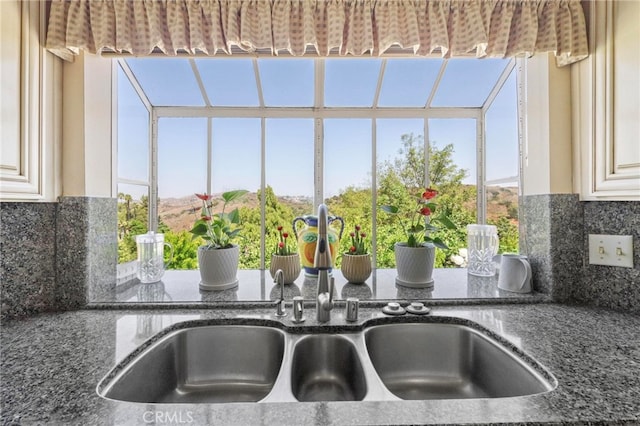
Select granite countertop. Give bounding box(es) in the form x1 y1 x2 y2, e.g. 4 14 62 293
2 303 640 425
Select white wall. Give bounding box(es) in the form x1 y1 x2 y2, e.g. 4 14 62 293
522 53 573 196
62 52 113 197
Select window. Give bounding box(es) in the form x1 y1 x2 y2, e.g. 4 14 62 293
484 69 520 253
115 57 522 269
116 63 151 263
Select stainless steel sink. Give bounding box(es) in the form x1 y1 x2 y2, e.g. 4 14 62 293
290 334 367 402
364 323 555 399
99 325 286 403
98 319 556 404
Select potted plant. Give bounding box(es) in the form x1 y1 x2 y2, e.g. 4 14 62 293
269 225 301 284
341 224 372 284
190 190 248 291
381 187 456 288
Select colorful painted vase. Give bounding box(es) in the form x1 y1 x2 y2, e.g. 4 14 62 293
292 214 344 276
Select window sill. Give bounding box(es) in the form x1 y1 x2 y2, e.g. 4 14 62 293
100 268 547 305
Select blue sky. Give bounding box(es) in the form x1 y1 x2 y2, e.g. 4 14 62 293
117 58 518 199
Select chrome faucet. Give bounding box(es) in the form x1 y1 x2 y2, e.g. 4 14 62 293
314 204 334 322
273 269 287 317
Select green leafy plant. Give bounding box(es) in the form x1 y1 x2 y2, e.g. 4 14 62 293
381 187 456 249
273 225 296 256
345 224 368 255
190 190 248 249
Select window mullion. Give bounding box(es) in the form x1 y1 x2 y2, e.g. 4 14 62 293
426 59 448 108
372 60 386 108
207 118 212 195
483 58 516 112
260 117 266 270
371 118 377 274
117 59 153 110
516 58 527 196
189 58 211 106
253 59 265 108
314 60 324 207
315 118 324 208
424 119 430 187
150 109 159 231
477 113 486 224
112 60 119 198
486 176 519 185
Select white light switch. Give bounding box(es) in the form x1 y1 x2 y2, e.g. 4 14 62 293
588 234 634 268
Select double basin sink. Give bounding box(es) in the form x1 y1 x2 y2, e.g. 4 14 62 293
98 319 556 404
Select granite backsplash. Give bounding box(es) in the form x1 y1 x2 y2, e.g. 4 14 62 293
0 202 57 318
1 197 117 320
522 194 639 313
578 200 640 311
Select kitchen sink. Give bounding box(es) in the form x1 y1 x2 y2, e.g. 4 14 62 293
291 334 367 402
98 319 556 404
99 325 286 403
364 323 554 399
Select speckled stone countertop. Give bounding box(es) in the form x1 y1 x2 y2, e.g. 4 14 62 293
2 303 640 425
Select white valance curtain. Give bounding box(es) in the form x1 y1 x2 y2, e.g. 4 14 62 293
46 0 588 66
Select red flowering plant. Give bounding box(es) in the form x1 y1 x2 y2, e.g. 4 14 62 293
381 187 456 249
190 190 248 249
345 224 368 255
273 225 296 256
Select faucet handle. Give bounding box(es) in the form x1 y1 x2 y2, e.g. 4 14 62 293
274 269 287 317
329 276 335 304
275 299 287 317
292 296 305 323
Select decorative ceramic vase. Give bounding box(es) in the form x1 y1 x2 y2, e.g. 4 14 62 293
341 254 372 284
269 253 301 284
292 214 344 276
198 245 239 291
394 242 436 289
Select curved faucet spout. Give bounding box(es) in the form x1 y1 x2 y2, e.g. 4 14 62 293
314 204 334 322
314 204 332 271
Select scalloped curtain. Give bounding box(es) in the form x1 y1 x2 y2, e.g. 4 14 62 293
46 0 588 66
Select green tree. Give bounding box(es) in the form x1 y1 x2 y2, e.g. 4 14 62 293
489 216 519 254
165 231 201 269
236 185 302 269
117 193 149 263
376 133 474 267
326 186 373 267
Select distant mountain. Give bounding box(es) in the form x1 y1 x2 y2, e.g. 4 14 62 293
158 185 518 232
159 193 313 232
485 185 519 223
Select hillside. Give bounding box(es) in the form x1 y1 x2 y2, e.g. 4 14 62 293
159 185 518 232
159 193 313 232
485 186 520 222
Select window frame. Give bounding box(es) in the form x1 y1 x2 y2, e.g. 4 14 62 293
115 57 523 269
115 60 153 219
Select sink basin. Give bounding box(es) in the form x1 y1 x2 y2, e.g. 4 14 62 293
290 334 367 402
99 325 286 403
99 319 555 404
364 323 554 400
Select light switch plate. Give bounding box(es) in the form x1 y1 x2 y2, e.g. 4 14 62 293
588 234 634 268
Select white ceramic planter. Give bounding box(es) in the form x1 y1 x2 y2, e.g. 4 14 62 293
198 245 239 291
341 254 372 284
394 242 436 288
269 254 301 284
